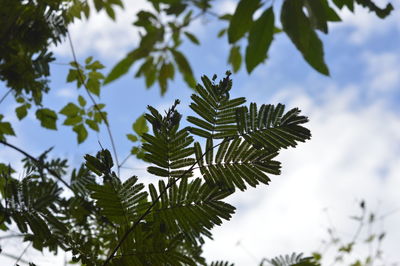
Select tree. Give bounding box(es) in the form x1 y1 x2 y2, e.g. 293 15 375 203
1 72 313 265
0 0 395 265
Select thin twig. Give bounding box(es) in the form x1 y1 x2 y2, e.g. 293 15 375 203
0 140 73 191
102 137 233 265
118 153 132 168
66 31 120 176
0 89 12 105
0 252 30 265
0 234 25 240
15 242 32 265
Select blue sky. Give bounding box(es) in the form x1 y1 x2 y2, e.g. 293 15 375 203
1 0 400 265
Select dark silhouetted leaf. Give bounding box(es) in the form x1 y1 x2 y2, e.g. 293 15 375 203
36 108 57 130
228 45 242 73
228 0 261 43
245 7 274 73
281 0 330 75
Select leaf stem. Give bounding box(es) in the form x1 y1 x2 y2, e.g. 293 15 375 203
102 137 233 265
66 31 121 176
0 140 73 190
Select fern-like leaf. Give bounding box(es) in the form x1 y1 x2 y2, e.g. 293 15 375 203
263 252 319 266
88 176 148 225
188 73 246 139
142 101 195 179
148 177 235 244
195 137 280 191
236 103 311 151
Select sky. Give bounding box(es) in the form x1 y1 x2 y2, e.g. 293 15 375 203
1 0 400 265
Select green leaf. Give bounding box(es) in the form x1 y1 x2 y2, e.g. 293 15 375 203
127 134 138 142
133 115 148 136
171 49 196 88
228 0 261 43
245 7 274 73
36 108 58 130
281 0 330 75
66 69 79 82
64 116 82 125
73 124 88 143
60 103 80 116
357 0 393 18
86 78 100 96
86 60 105 70
304 0 329 33
217 28 227 38
184 31 200 45
85 119 99 131
0 121 15 137
228 45 242 73
15 105 28 120
104 49 149 84
78 95 86 107
85 56 93 64
158 62 175 95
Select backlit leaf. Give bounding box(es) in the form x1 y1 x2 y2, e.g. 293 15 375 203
245 7 274 73
281 0 330 75
36 108 57 130
228 0 261 43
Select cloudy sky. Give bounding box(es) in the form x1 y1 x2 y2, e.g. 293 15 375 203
1 0 400 265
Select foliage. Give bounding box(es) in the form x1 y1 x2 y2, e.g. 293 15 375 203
0 0 394 145
1 73 311 264
0 0 395 264
103 0 393 92
0 0 68 106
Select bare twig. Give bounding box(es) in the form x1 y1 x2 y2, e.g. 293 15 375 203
66 31 120 176
102 137 233 265
15 242 32 265
0 89 12 105
0 234 25 240
0 252 30 265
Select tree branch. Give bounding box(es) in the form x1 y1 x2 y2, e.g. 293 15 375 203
0 140 73 191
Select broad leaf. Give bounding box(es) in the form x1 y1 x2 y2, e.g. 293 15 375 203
228 45 242 73
104 48 149 84
36 108 58 130
171 49 196 88
281 0 330 75
228 0 261 43
245 7 274 73
73 124 88 143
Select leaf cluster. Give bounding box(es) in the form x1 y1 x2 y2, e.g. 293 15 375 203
0 0 68 105
0 73 311 265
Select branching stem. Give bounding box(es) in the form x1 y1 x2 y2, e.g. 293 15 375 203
102 137 233 265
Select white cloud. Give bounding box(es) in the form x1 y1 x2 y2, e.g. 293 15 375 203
202 85 400 265
52 0 150 60
363 51 400 93
332 2 400 45
214 0 237 14
55 87 77 99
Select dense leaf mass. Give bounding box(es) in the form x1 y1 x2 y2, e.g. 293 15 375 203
1 74 311 265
